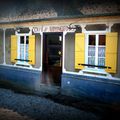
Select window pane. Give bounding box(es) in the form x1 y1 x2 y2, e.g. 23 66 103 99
98 35 105 67
99 35 106 45
89 35 96 45
88 46 95 56
98 58 105 66
20 36 24 59
20 36 24 44
20 44 24 59
25 36 29 60
88 57 95 65
26 36 29 44
25 44 29 60
98 47 105 57
88 35 96 67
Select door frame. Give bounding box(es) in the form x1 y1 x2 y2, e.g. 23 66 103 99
42 32 63 85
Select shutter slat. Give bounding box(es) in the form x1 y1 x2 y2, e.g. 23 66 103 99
11 35 17 63
75 33 85 69
105 32 118 73
29 35 35 65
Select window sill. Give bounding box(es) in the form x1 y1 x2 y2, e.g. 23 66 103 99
14 61 32 68
79 68 112 77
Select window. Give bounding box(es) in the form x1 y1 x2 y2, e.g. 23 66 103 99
98 35 106 66
11 35 35 65
88 35 96 65
75 32 118 73
87 34 106 68
19 36 29 61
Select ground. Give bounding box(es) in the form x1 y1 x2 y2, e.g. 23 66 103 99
0 88 99 120
0 88 120 120
0 108 33 120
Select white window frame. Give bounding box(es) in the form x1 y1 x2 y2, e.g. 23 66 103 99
18 35 29 60
86 34 106 68
15 31 32 67
85 31 106 69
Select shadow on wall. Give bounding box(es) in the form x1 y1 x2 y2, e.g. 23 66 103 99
0 79 35 94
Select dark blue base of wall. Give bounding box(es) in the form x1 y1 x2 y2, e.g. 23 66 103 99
1 65 120 103
61 73 120 103
0 65 41 91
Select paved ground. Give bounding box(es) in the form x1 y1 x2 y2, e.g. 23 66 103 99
0 108 33 120
0 88 99 120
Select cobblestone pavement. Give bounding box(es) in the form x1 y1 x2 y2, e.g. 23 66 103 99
0 88 99 120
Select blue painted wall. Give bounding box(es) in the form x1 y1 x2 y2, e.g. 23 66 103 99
61 73 120 103
1 65 120 103
0 65 41 91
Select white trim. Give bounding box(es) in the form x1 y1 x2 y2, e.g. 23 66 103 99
39 32 43 71
24 36 26 60
17 35 29 62
63 70 120 81
85 34 88 66
17 36 20 59
95 34 99 67
81 24 86 33
15 28 32 66
15 28 32 36
62 31 67 73
107 23 114 32
85 30 108 34
15 61 32 68
85 32 106 69
0 64 41 72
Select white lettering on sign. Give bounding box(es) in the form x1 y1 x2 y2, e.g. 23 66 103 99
33 26 75 33
32 27 43 33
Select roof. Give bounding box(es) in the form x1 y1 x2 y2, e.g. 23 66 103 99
0 0 120 23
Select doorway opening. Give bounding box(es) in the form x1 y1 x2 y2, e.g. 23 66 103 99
42 33 62 86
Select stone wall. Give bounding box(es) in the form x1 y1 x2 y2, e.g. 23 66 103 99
0 0 119 23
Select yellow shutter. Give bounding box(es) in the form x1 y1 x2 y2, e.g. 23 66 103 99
105 32 118 73
75 33 85 69
11 35 17 63
29 35 35 65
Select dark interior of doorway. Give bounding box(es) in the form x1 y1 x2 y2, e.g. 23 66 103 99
42 33 62 86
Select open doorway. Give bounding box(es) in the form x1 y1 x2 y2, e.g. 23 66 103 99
42 33 62 86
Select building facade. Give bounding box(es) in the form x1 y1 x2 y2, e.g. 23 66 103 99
0 0 120 103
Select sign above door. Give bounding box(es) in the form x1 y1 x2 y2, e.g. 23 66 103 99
32 25 75 33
